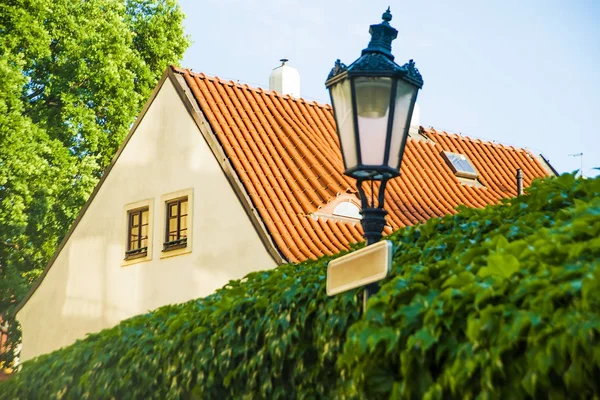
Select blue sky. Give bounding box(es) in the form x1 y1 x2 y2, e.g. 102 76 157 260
178 0 600 178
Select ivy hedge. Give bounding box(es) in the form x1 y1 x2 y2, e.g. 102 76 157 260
1 173 600 399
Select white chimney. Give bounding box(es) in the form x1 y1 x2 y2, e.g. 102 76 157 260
408 102 422 139
410 103 420 129
269 59 300 97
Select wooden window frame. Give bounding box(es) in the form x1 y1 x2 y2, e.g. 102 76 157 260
122 198 153 267
160 189 193 259
163 197 188 251
125 207 150 260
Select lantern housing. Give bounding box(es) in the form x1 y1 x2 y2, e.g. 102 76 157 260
325 7 424 180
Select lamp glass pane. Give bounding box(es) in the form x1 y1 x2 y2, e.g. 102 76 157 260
387 80 418 170
330 79 357 170
355 77 392 166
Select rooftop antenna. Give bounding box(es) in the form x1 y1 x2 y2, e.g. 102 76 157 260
569 152 584 178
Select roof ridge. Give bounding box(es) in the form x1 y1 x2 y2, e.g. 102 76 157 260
423 127 528 153
171 65 526 157
170 65 332 110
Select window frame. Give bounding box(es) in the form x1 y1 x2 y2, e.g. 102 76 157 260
442 151 479 179
160 188 193 259
126 207 150 259
163 197 189 251
122 198 154 267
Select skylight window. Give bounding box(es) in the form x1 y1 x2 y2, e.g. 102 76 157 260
442 151 478 179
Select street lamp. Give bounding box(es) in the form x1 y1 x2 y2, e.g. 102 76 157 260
326 7 423 245
326 8 423 306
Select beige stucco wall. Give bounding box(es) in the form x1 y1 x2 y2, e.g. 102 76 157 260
17 78 278 361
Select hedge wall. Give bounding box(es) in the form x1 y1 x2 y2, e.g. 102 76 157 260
1 173 600 399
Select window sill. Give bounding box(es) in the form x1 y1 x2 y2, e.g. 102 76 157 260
125 247 148 259
163 239 187 251
121 252 152 267
125 252 148 261
160 242 191 259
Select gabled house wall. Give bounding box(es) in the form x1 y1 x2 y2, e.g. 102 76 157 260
16 76 277 361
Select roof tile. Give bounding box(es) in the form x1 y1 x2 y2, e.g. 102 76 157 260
174 67 553 263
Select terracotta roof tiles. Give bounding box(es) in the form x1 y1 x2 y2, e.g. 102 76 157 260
173 66 553 263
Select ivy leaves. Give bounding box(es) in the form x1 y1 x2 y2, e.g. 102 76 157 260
339 175 600 398
2 174 600 398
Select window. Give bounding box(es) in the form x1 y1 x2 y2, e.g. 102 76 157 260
126 207 149 259
311 195 362 223
442 151 478 179
123 199 153 266
164 197 188 251
333 201 362 219
160 188 193 258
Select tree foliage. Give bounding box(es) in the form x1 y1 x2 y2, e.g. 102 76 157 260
1 174 599 398
0 55 84 366
0 0 189 368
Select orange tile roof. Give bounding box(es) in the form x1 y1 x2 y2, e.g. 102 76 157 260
172 66 552 263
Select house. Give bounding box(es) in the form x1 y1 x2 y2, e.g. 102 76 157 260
15 64 555 361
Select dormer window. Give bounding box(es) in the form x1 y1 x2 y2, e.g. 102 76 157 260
312 195 362 223
442 151 478 179
333 201 362 219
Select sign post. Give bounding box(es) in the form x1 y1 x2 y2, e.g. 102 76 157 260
326 240 392 311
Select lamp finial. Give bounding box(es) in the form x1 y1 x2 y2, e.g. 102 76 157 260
382 7 392 24
362 8 398 60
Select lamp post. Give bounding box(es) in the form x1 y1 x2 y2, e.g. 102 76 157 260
326 8 423 307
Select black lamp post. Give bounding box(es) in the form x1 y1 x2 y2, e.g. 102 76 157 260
326 8 423 303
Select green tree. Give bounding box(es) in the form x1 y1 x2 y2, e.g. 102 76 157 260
0 55 84 368
0 0 189 368
21 0 189 171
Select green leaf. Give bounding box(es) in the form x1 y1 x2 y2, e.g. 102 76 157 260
3 165 600 399
478 253 520 279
